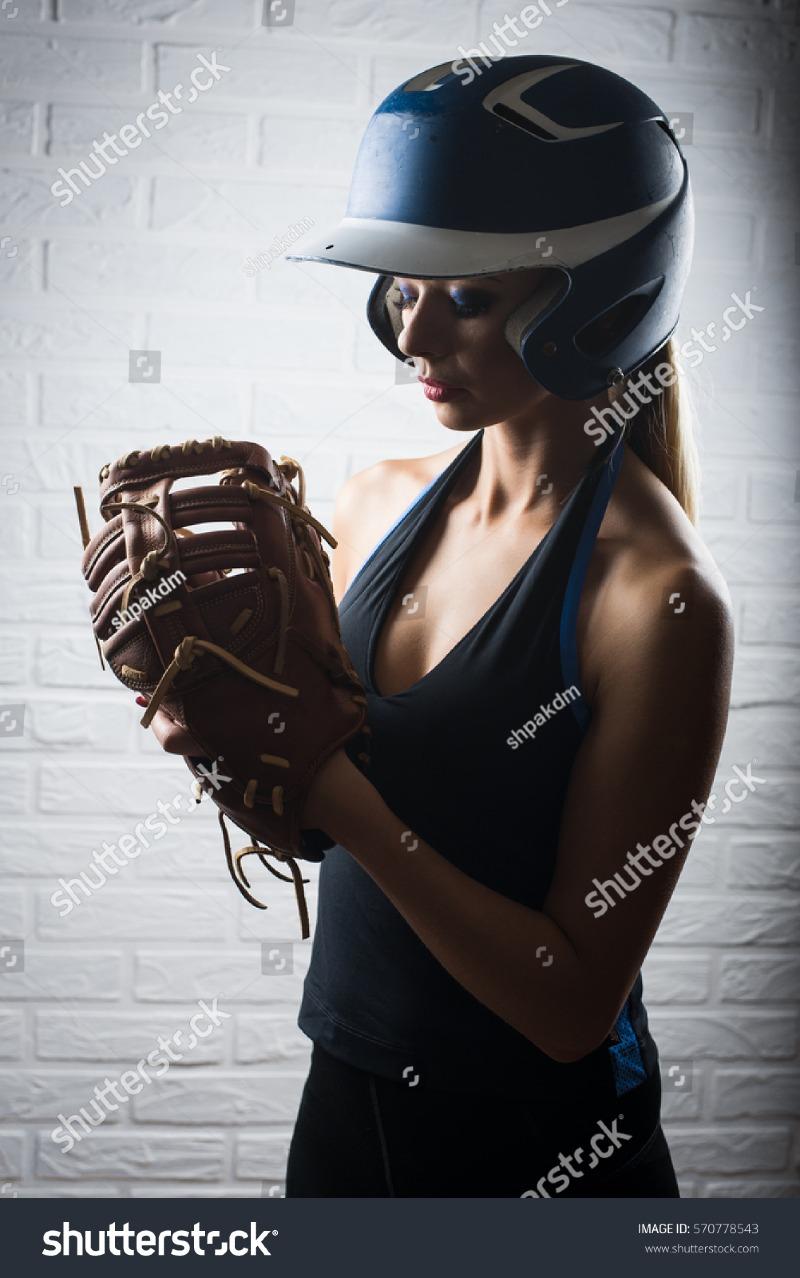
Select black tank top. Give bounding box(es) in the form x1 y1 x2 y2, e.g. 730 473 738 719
298 427 659 1102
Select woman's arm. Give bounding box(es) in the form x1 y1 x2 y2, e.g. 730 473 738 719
306 559 734 1064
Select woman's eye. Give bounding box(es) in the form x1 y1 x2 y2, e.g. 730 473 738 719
389 291 490 318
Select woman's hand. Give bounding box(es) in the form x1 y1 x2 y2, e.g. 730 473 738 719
138 684 368 844
135 694 203 756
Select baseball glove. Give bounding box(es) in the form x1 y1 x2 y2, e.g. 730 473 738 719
74 434 370 938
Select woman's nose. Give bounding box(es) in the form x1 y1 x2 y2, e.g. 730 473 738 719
396 294 451 361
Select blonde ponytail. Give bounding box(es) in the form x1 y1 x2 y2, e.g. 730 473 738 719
621 337 701 525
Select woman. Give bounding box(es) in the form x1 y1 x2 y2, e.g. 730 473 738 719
148 56 733 1197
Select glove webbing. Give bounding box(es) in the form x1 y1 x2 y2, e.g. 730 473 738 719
99 495 175 615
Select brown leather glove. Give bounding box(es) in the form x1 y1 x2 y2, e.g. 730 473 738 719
75 435 370 937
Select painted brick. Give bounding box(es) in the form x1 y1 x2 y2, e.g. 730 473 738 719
0 34 144 93
235 1014 313 1063
60 0 255 25
0 1071 122 1123
713 1069 800 1119
133 1070 304 1123
0 236 37 291
741 596 800 645
681 13 798 69
36 887 231 940
0 818 219 878
149 174 344 236
235 1132 293 1181
49 239 252 302
155 43 360 106
0 1012 24 1060
719 955 800 1002
0 700 133 752
0 502 31 557
36 1130 225 1179
665 1126 791 1173
700 1179 800 1198
49 103 249 166
0 100 36 154
0 949 122 1000
35 1010 227 1064
0 302 139 361
649 1012 797 1061
639 956 712 1003
0 370 29 423
658 894 798 946
476 2 674 63
38 762 201 815
0 635 28 685
0 1132 24 1180
726 839 800 889
0 888 25 934
731 654 800 707
135 949 306 1003
39 372 247 434
258 115 363 175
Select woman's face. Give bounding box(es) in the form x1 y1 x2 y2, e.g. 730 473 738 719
389 267 558 430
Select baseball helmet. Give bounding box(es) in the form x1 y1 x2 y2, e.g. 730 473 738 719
285 55 694 400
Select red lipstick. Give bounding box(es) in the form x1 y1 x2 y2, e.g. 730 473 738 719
419 376 466 403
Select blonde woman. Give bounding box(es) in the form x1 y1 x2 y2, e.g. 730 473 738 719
148 55 733 1198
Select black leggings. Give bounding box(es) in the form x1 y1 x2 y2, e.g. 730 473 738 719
286 1042 680 1198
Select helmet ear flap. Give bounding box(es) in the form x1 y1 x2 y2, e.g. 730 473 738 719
574 277 666 359
504 269 569 366
367 274 404 362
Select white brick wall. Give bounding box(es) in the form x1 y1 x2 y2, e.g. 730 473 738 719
0 0 797 1199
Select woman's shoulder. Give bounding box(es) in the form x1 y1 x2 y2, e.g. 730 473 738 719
578 446 734 707
609 445 732 615
331 440 465 597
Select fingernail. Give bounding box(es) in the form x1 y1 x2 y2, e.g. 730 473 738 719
135 695 148 707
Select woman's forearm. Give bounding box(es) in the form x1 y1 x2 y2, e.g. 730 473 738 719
323 766 596 1064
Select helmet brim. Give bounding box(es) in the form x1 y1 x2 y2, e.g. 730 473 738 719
284 199 676 280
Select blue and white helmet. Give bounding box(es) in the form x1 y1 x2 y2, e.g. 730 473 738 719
285 55 694 401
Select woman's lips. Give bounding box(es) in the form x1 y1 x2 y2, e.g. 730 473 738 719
419 378 467 403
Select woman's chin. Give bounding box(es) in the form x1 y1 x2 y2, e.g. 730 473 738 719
430 397 479 427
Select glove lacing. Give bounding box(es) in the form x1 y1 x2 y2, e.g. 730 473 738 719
89 439 369 939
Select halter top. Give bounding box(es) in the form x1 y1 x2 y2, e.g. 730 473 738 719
298 428 658 1101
